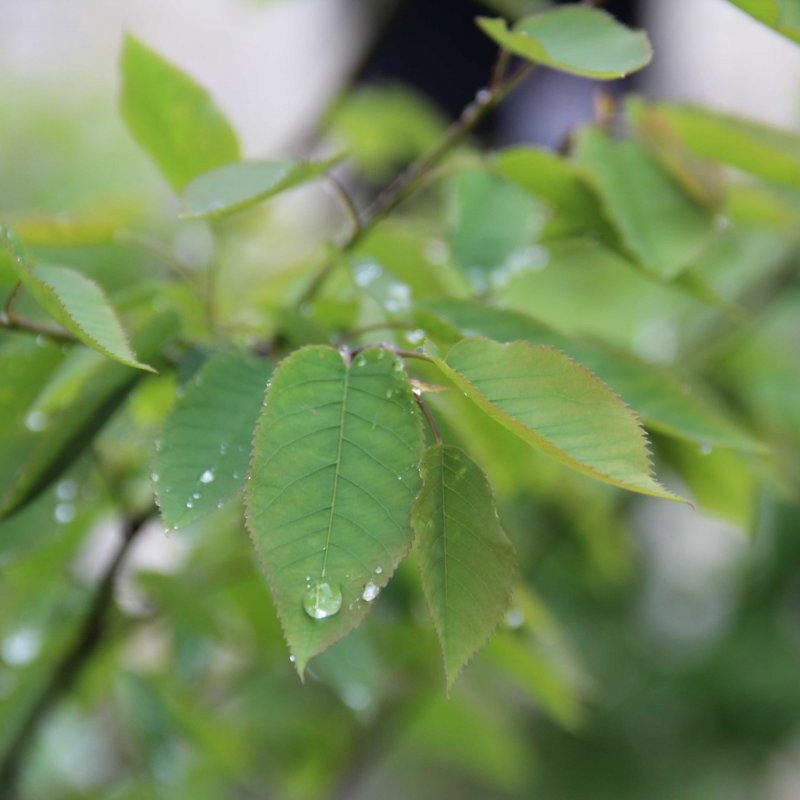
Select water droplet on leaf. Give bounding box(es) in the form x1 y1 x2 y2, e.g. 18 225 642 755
24 411 48 432
54 504 75 524
200 469 215 484
303 580 343 620
362 582 380 602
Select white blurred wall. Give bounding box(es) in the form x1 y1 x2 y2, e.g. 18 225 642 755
0 0 362 156
644 0 800 127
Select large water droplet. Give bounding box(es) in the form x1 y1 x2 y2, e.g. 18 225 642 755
303 580 343 620
362 582 380 602
199 469 215 484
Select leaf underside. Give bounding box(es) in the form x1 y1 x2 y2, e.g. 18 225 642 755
246 346 424 675
413 444 516 689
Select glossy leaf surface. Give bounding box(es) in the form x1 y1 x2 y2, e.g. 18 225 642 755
477 6 651 79
413 444 515 688
120 34 240 191
246 346 424 674
154 351 272 530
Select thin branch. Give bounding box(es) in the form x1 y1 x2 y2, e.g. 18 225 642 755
414 392 442 444
296 60 536 308
0 311 75 343
3 282 21 316
349 344 435 363
333 319 416 346
0 513 152 798
325 174 362 241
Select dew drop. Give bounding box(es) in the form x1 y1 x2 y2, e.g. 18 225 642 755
385 389 393 399
504 608 524 629
303 580 343 620
405 329 425 346
199 469 215 484
289 654 296 664
24 410 48 432
150 472 160 484
186 501 194 509
2 628 41 666
362 582 380 602
219 442 228 455
56 479 77 501
232 471 240 480
54 503 75 524
698 442 713 455
35 334 47 348
374 566 383 575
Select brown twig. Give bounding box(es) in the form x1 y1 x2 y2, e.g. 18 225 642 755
0 311 75 344
296 60 536 308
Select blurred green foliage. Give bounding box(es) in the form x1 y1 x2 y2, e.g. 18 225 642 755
0 2 799 799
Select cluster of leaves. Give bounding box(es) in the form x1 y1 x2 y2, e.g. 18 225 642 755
1 3 800 794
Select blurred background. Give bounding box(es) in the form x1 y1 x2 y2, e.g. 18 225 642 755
1 1 800 798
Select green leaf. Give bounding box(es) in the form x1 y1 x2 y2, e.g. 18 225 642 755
449 170 545 289
574 127 716 279
154 351 272 530
0 312 178 519
180 155 343 220
423 299 763 453
477 7 652 79
435 338 677 499
494 146 618 244
0 229 153 372
326 84 446 179
725 0 800 45
412 444 515 689
245 346 424 674
655 102 800 189
119 34 240 191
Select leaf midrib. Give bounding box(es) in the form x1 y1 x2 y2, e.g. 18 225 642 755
321 357 349 579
